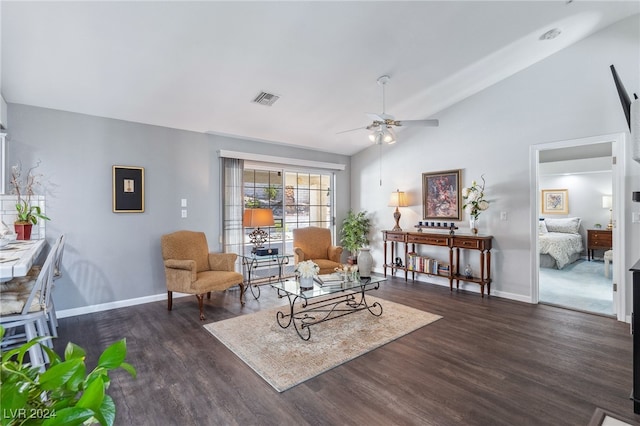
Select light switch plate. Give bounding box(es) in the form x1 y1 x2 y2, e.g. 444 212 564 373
181 209 187 218
181 199 187 207
633 212 640 223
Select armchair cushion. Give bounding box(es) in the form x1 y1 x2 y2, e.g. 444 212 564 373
161 231 210 273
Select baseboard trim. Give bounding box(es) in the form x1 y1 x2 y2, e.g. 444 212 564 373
56 291 192 319
372 267 532 303
58 273 530 319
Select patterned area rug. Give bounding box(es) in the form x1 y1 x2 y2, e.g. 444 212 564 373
203 296 442 392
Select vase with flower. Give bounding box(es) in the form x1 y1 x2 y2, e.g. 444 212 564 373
10 161 50 240
462 175 489 235
296 260 319 290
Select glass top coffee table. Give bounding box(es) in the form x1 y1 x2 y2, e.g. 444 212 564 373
270 275 386 340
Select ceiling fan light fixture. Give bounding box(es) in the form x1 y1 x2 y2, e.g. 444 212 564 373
382 126 396 144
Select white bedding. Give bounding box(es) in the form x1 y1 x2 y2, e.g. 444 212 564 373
539 232 583 269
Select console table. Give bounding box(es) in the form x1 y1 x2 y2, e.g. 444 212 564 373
382 230 493 297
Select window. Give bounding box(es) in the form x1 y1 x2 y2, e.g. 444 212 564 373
242 166 335 256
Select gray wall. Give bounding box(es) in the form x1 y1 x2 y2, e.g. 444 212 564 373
350 15 639 303
6 105 350 311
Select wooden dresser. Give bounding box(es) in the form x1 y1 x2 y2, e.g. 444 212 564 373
382 230 493 297
587 229 612 261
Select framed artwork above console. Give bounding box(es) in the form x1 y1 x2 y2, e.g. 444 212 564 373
422 169 461 220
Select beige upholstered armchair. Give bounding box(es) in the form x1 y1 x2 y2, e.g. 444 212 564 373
161 230 244 320
293 227 343 274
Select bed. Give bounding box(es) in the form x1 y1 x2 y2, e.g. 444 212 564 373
538 217 584 269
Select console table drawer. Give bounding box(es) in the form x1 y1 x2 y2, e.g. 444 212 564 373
407 234 449 246
452 237 491 250
384 232 406 242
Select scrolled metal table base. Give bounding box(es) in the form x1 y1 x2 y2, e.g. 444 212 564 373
275 283 382 341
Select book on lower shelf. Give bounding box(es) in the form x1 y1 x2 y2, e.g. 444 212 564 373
408 252 448 275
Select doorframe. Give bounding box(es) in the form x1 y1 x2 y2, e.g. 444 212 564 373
529 132 627 322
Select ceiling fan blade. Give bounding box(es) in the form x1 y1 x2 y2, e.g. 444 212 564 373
366 112 394 122
396 119 439 127
336 126 367 135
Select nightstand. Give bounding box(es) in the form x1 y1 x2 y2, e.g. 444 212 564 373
587 229 612 261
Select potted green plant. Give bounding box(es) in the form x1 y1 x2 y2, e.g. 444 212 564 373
0 326 136 426
340 210 371 263
10 161 50 240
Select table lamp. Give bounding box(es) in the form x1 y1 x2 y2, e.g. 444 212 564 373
388 189 408 231
243 208 275 252
602 195 613 230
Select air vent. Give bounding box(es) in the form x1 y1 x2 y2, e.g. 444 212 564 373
253 92 280 107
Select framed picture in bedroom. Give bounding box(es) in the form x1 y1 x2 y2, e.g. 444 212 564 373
112 165 145 213
422 169 461 220
541 189 568 214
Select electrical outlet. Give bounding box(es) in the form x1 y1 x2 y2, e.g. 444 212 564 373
181 209 187 218
500 211 508 221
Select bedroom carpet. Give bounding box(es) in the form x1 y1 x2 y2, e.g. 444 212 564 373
203 295 442 392
539 259 613 316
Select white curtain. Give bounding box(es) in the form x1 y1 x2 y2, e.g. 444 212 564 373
222 158 244 256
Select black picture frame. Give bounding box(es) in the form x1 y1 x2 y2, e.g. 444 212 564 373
422 169 461 220
113 166 144 213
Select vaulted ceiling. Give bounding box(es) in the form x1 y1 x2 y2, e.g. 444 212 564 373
1 1 638 156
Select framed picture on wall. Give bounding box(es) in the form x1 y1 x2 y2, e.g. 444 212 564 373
541 189 568 214
422 169 462 220
112 166 145 213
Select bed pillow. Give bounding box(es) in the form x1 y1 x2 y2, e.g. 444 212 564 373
544 217 581 234
538 220 548 235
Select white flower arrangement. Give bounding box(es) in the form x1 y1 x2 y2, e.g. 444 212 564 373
462 175 489 220
296 260 319 278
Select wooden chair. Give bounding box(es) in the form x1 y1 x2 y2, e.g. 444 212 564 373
0 237 60 367
161 230 244 320
293 227 343 274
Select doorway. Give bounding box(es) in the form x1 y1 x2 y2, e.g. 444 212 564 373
530 133 626 321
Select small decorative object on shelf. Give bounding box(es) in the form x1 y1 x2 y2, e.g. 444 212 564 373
464 264 473 278
462 175 489 235
415 222 458 235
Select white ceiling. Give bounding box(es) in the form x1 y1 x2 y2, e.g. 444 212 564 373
1 1 638 156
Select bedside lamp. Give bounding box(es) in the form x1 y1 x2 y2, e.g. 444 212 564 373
602 195 613 230
243 208 275 252
388 189 408 231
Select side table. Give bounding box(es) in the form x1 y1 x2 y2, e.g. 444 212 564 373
587 229 612 261
240 253 294 299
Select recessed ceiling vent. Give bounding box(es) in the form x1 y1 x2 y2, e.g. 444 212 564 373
253 91 280 107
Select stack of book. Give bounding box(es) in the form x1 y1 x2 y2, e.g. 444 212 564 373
313 274 343 286
407 252 450 276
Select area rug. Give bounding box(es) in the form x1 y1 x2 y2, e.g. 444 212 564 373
203 296 442 392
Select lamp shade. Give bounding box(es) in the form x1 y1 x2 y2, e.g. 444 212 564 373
242 208 275 228
602 195 612 209
388 190 408 207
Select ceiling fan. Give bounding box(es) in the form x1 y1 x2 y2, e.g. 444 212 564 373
339 75 439 144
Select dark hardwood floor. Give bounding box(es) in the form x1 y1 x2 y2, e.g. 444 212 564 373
55 277 640 426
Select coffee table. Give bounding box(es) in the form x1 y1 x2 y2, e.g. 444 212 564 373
271 275 386 340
